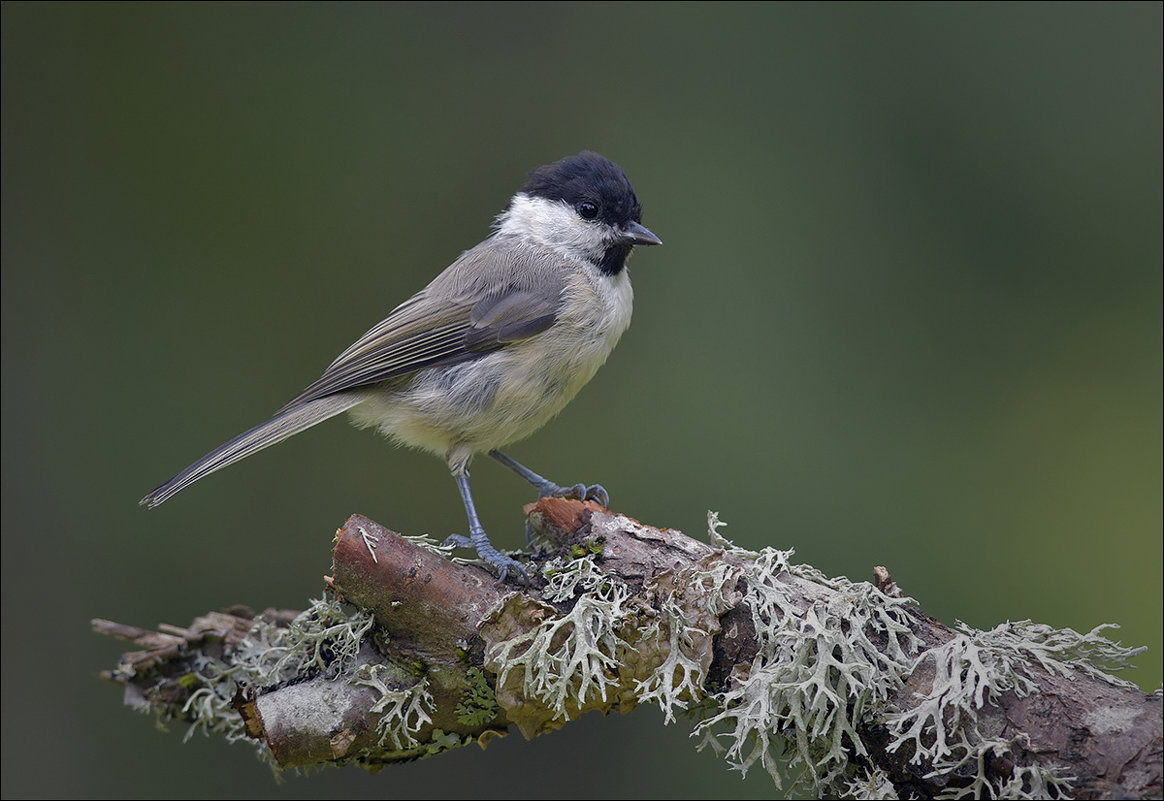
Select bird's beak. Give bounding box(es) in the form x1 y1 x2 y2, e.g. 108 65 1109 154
620 220 662 247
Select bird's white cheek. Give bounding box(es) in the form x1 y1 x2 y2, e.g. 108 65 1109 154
497 195 610 264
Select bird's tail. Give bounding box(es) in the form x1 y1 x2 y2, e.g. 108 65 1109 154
140 393 365 508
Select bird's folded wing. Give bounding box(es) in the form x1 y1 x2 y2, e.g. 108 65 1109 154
277 285 560 411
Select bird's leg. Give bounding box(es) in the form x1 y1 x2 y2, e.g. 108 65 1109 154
488 449 609 507
443 469 528 583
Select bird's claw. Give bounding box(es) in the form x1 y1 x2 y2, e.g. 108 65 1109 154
443 533 530 585
535 480 609 508
576 483 610 507
443 533 474 549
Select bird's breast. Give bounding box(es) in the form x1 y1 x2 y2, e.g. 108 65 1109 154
350 269 633 458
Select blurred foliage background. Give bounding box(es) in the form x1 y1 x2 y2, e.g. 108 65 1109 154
2 3 1160 798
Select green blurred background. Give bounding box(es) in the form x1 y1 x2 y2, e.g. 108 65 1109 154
2 3 1160 798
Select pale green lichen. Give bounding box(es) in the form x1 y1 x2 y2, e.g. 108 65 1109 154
682 514 1147 798
235 595 377 686
401 532 463 561
540 553 614 602
489 556 633 718
242 599 441 757
485 536 739 732
350 663 435 749
634 558 741 724
691 556 922 792
402 530 525 570
923 735 1074 800
885 620 1144 763
882 620 1143 799
132 594 455 767
839 766 901 800
169 597 376 748
180 659 251 745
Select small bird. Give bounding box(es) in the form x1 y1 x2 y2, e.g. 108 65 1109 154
141 151 661 580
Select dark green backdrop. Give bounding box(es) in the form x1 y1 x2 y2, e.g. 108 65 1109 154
3 3 1160 798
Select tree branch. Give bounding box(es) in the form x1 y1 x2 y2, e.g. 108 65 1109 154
95 500 1162 798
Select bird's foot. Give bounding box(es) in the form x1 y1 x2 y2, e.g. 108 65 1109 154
443 533 529 585
487 451 610 508
533 480 609 508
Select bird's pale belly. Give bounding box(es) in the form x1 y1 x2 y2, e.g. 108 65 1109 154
347 329 613 467
349 267 633 471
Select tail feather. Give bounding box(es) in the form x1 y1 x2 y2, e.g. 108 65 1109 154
140 394 364 508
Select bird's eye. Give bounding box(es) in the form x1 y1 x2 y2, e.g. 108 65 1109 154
578 201 599 220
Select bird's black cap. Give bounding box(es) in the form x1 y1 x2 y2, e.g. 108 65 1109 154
520 151 644 228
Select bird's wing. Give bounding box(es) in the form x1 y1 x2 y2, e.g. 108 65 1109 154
278 277 560 411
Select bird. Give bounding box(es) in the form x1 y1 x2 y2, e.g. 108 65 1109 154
140 151 661 581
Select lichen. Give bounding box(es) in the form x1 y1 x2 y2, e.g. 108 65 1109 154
569 536 606 559
179 658 251 744
633 557 742 724
683 514 1147 798
401 531 463 561
483 540 741 736
691 548 922 792
455 667 500 726
127 594 455 768
234 595 376 686
424 729 468 756
883 620 1142 799
840 766 901 800
125 510 1148 792
540 553 615 603
921 735 1074 800
166 596 377 750
486 555 633 723
349 663 435 749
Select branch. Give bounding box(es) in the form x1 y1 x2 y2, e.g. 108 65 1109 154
95 500 1162 798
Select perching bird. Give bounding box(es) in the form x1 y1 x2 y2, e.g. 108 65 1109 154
141 151 660 580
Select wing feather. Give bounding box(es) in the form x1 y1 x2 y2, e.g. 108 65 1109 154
278 255 563 411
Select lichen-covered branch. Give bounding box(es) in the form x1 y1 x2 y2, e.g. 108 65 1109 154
96 500 1162 798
